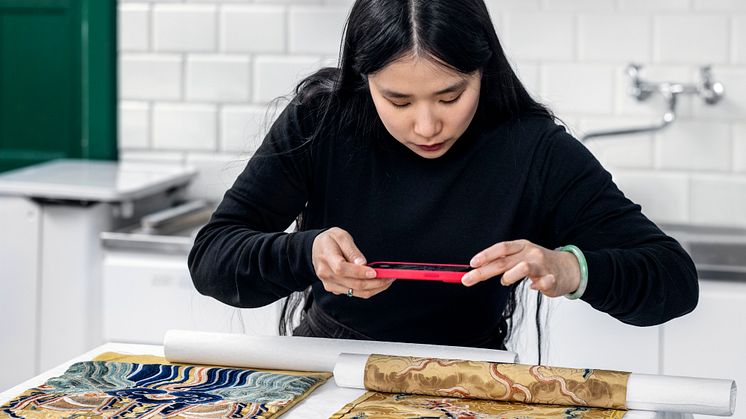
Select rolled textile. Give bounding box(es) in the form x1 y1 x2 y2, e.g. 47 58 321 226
163 330 516 373
337 353 629 409
333 353 736 416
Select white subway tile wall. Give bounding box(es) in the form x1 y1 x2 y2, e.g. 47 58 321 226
734 123 746 172
287 7 348 54
253 55 322 102
577 14 651 63
691 175 746 226
185 55 252 102
118 0 746 227
153 4 217 51
120 54 182 100
579 117 655 169
119 102 151 149
503 13 575 61
220 105 271 153
653 15 730 64
185 153 248 201
541 63 615 114
613 171 691 224
152 103 218 150
220 5 285 53
656 121 732 171
118 4 150 51
617 0 690 12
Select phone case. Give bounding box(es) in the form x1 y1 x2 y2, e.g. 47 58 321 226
367 261 471 283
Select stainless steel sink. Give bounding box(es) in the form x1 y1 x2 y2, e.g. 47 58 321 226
659 223 746 282
100 200 214 254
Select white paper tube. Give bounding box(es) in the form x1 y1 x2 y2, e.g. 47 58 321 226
333 353 369 389
164 330 517 372
626 373 736 416
333 354 736 416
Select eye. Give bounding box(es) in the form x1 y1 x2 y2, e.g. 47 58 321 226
390 101 410 108
441 94 463 105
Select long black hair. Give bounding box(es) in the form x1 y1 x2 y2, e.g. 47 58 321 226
277 0 554 363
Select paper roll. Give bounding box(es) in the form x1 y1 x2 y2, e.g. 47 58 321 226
333 353 369 389
626 373 736 416
163 330 517 372
333 353 736 416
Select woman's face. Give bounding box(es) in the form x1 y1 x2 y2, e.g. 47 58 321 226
367 55 481 159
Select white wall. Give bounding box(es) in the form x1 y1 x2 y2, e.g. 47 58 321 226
119 0 746 228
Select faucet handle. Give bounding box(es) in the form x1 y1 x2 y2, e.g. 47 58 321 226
626 63 653 101
700 65 725 105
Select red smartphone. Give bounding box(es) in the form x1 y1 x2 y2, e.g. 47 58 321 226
367 261 472 283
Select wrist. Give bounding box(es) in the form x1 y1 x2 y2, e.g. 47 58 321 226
560 251 581 293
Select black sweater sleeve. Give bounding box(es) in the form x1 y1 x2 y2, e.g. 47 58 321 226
539 124 698 326
188 101 323 308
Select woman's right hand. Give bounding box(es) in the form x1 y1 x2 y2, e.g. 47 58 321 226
312 227 395 299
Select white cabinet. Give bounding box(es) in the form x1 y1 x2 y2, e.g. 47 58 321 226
662 280 746 419
102 250 283 345
546 296 661 374
0 160 196 393
0 197 40 391
0 197 116 390
508 286 660 374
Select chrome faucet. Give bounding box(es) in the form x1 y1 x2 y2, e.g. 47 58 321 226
581 64 725 142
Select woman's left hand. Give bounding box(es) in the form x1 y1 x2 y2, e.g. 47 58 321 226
461 240 581 298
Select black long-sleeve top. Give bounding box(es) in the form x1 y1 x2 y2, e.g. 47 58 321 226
188 97 698 347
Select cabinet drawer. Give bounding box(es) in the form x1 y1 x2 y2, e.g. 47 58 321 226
102 251 282 344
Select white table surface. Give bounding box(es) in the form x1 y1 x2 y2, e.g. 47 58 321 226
0 159 196 202
0 343 688 419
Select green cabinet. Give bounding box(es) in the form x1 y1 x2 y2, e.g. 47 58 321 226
0 0 117 173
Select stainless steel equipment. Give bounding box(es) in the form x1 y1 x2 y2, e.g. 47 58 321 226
100 200 283 346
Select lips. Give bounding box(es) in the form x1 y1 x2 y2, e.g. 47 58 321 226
416 142 444 152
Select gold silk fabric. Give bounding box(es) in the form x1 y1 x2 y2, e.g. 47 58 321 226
331 391 627 419
331 354 631 418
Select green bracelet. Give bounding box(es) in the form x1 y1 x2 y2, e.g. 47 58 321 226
559 245 588 300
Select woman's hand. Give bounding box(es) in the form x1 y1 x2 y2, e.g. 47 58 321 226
312 227 395 299
461 240 580 298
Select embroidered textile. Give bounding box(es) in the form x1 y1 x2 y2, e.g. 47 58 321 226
330 391 627 419
0 356 329 418
364 354 630 409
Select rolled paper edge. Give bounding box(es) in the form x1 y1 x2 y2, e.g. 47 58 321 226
163 329 516 372
626 373 736 416
333 353 369 389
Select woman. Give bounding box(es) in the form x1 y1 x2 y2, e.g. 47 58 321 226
188 0 698 354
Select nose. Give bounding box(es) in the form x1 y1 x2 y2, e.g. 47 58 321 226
412 106 442 141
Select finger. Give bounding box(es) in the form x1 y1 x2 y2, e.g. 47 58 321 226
322 281 352 296
501 261 533 286
327 254 377 279
336 277 395 292
462 253 523 286
470 240 528 267
323 279 396 298
353 279 397 299
529 274 557 293
334 231 367 265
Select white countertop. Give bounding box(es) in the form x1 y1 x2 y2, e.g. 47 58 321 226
0 159 196 202
0 342 685 419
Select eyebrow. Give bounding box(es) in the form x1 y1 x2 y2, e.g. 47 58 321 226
379 79 468 99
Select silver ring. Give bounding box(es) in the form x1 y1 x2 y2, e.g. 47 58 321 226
347 288 353 298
